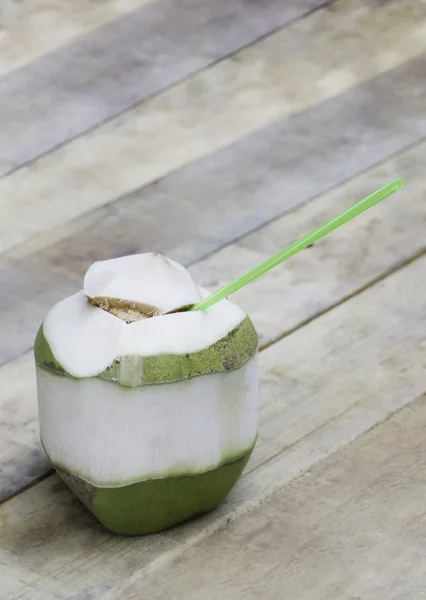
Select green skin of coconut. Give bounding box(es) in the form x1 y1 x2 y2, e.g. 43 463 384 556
35 317 258 536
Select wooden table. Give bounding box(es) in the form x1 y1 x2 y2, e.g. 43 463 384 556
1 1 425 598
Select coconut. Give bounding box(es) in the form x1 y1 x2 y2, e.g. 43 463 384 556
35 252 258 535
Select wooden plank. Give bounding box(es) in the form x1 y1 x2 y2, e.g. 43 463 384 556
113 395 426 600
2 0 426 253
0 0 156 77
0 139 425 501
0 0 328 177
1 254 425 599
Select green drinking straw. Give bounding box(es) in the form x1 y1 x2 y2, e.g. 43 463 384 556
190 178 404 312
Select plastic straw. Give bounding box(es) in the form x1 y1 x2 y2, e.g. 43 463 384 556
190 178 404 311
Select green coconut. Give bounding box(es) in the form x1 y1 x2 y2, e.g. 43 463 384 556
35 253 258 535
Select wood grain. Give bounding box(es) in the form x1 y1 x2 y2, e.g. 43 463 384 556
0 258 81 366
1 0 425 595
1 0 426 253
4 51 426 272
0 0 156 77
190 140 426 348
114 395 426 600
0 140 424 501
1 52 425 366
0 0 328 176
1 254 425 599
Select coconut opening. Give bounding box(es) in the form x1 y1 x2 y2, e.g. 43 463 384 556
87 296 197 323
88 296 161 323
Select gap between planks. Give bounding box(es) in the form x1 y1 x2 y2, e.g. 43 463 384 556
259 245 426 352
186 134 425 275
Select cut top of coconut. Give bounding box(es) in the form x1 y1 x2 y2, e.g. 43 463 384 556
83 253 202 318
43 292 247 378
42 253 249 378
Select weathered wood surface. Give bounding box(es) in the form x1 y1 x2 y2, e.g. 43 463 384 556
113 394 426 600
1 0 425 253
1 141 424 502
0 0 328 176
1 51 426 366
1 254 425 599
1 0 425 597
0 0 155 76
191 140 426 348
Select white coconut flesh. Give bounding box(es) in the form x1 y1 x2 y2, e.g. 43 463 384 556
84 252 202 318
43 252 250 378
37 357 258 486
37 252 258 486
43 291 249 378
